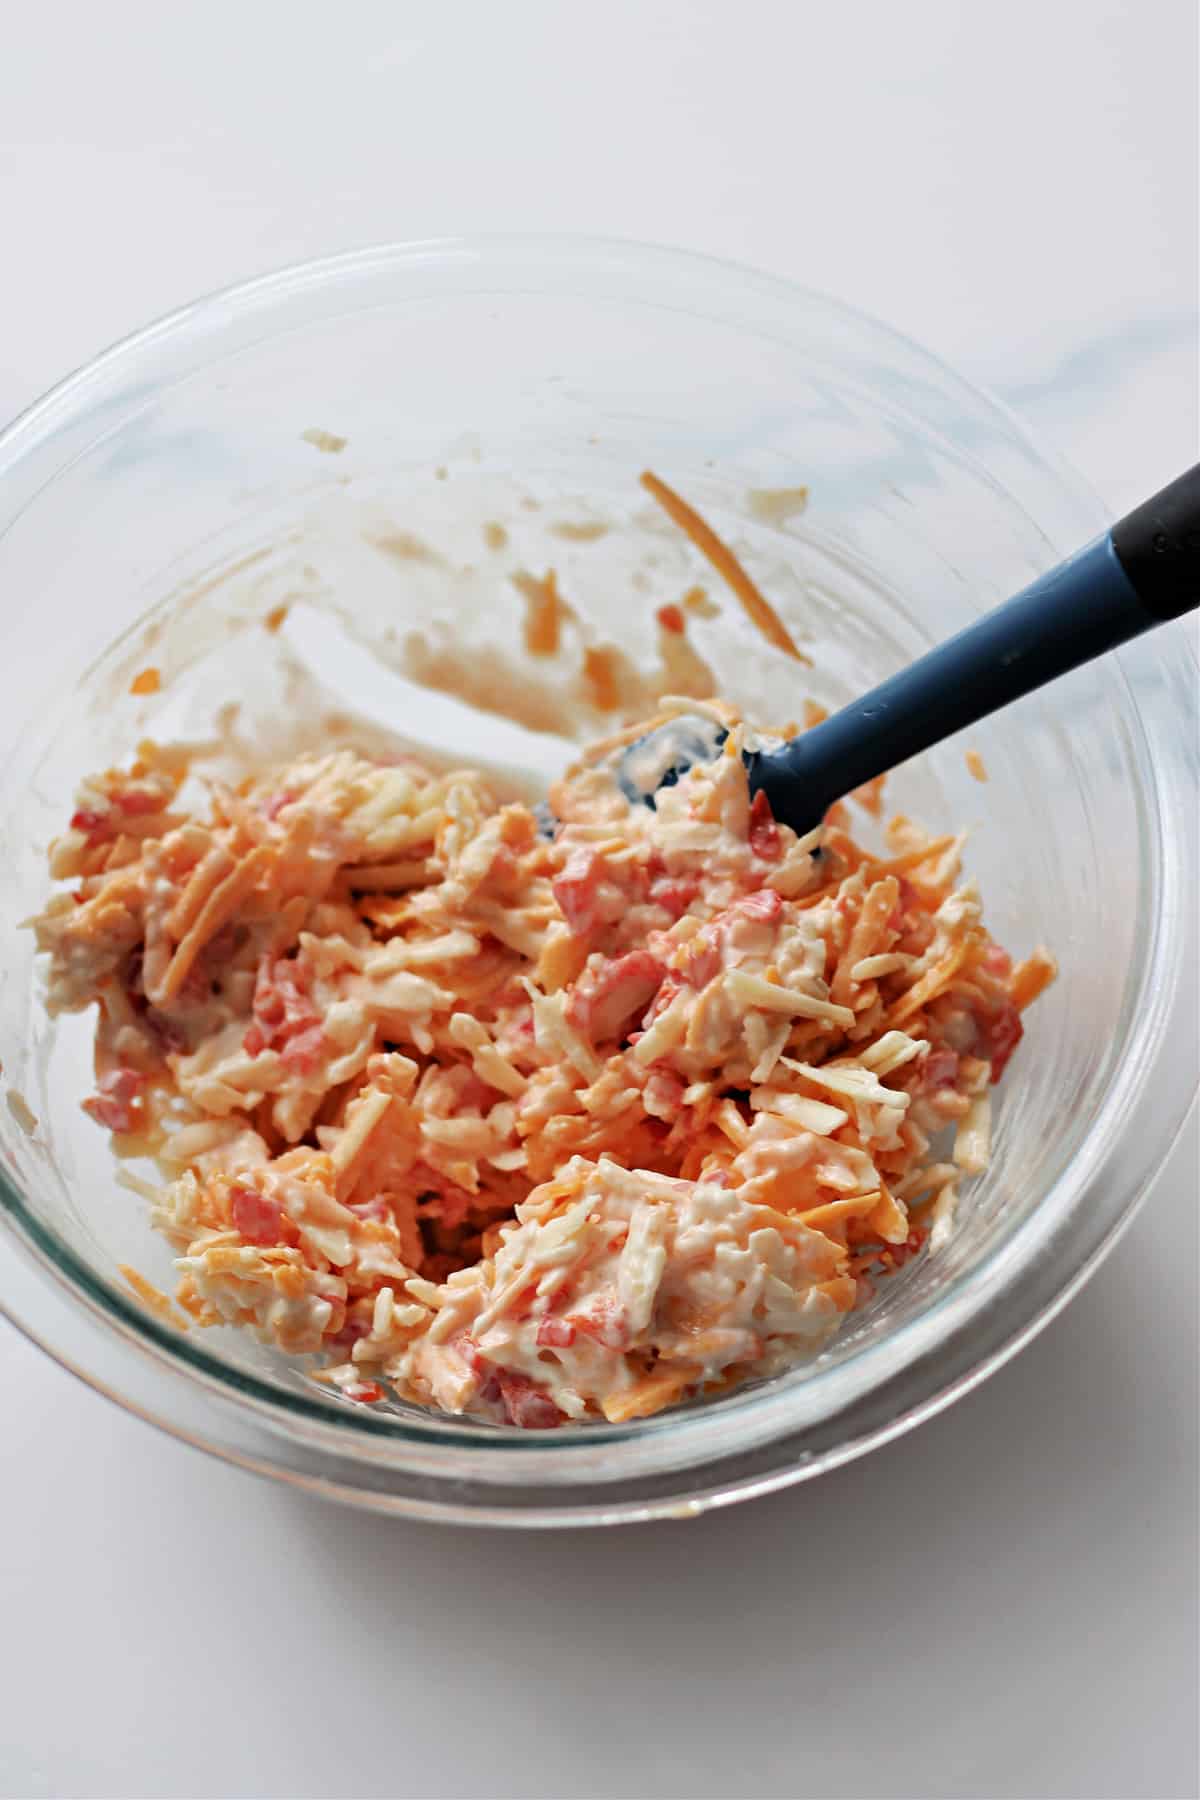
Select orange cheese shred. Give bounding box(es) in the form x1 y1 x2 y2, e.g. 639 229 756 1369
640 470 811 664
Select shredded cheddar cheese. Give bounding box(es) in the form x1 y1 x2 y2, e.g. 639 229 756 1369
640 470 812 665
31 696 1047 1427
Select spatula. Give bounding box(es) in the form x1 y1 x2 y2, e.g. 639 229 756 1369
619 463 1199 834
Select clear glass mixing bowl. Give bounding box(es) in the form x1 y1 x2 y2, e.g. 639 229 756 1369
0 236 1194 1524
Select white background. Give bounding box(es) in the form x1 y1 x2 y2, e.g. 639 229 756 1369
1 5 1196 1797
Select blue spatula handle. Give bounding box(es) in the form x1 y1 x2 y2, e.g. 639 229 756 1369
748 463 1200 834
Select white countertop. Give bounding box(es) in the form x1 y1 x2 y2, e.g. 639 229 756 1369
1 6 1196 1797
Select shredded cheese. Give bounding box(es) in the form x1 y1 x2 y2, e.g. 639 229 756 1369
29 528 1049 1430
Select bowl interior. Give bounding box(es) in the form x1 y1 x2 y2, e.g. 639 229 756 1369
0 241 1161 1470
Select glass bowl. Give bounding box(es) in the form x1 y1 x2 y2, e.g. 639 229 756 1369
0 235 1194 1525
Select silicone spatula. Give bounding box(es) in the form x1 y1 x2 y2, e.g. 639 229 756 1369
621 463 1200 834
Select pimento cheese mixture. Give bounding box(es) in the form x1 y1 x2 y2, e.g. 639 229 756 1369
31 698 1054 1427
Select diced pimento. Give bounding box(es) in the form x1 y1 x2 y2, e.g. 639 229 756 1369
666 888 783 998
451 1332 485 1374
495 1369 563 1428
889 877 921 934
72 786 165 845
342 1381 385 1404
552 848 603 937
113 788 164 817
279 1023 326 1075
566 1293 629 1349
643 1067 687 1119
675 934 722 989
656 603 686 634
921 1047 960 1092
252 952 311 1029
748 789 781 860
983 943 1013 979
244 952 323 1065
566 950 664 1042
732 886 783 925
568 943 662 1044
81 1067 146 1133
230 1184 284 1246
649 873 701 917
888 1227 928 1270
70 808 110 843
536 1316 576 1348
328 1317 370 1349
978 1001 1024 1082
455 1070 498 1113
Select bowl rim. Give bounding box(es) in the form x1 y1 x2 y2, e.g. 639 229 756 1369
0 231 1195 1522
